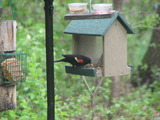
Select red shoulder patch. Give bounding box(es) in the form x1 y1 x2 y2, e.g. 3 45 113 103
75 57 84 63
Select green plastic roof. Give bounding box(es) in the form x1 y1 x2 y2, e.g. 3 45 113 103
64 12 135 36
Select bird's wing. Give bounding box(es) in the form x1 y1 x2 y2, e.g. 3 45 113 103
74 57 84 63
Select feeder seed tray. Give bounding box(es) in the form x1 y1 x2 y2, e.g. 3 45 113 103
64 11 116 20
65 65 103 77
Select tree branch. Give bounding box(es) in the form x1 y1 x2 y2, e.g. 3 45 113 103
94 77 104 95
82 76 94 96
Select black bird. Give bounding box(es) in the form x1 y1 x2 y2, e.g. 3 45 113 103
54 54 92 67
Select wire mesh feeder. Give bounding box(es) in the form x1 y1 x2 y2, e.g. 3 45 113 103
0 52 27 85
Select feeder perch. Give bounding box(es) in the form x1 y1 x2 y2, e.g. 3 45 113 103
64 12 135 77
0 52 27 84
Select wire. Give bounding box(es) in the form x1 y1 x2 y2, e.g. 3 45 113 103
9 0 14 19
0 0 2 7
0 0 14 19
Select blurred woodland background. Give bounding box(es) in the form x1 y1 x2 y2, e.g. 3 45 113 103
0 0 160 120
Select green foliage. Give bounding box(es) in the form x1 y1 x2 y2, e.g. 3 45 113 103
110 85 160 120
131 64 160 87
1 0 10 7
0 0 47 119
123 0 160 66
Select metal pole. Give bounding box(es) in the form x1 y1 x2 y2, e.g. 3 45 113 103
44 0 54 120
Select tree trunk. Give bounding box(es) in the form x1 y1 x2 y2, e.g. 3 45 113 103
108 0 124 119
132 4 160 87
110 0 124 99
113 0 124 11
142 5 160 66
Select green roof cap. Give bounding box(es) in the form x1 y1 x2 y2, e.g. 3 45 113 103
64 12 135 36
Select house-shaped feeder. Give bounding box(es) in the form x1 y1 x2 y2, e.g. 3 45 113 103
64 12 135 77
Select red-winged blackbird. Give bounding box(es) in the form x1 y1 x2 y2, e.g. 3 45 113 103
54 54 92 67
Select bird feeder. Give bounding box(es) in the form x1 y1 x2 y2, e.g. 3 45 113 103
0 20 27 112
64 12 135 77
0 52 27 84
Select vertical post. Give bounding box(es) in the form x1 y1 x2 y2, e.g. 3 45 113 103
0 20 17 112
44 0 54 120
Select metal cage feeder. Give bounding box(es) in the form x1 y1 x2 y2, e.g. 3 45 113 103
0 52 27 85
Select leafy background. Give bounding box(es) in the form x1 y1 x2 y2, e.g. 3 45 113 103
0 0 160 120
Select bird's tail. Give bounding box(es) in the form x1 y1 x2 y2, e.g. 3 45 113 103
54 59 65 63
